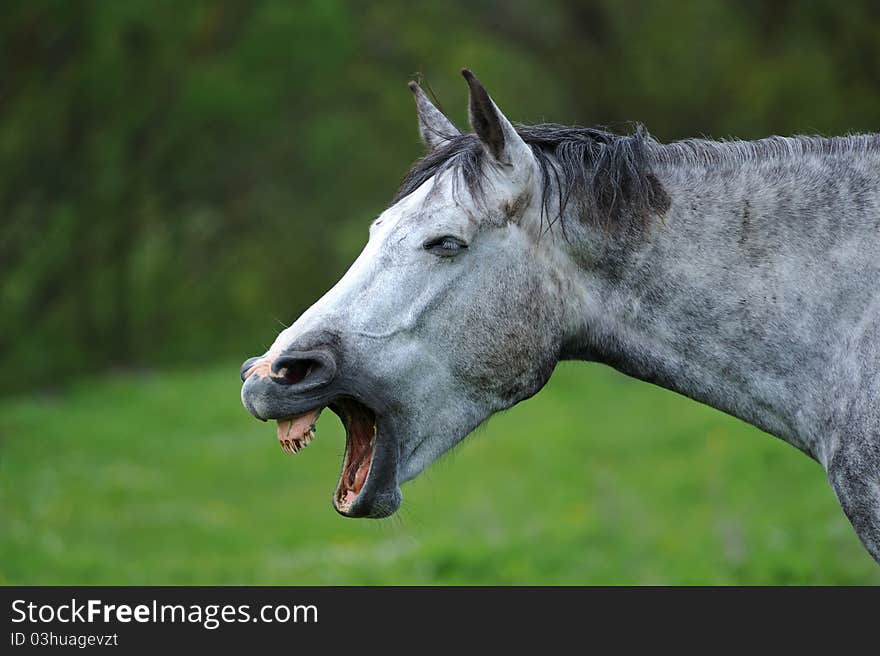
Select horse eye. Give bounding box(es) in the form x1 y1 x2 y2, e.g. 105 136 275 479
423 236 468 257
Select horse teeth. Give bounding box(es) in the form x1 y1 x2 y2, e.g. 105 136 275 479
277 421 319 455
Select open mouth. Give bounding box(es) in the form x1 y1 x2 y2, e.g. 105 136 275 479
275 397 377 515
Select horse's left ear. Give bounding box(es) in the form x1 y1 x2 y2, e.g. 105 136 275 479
462 69 533 175
408 80 460 151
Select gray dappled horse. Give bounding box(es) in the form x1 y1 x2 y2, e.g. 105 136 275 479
241 70 880 565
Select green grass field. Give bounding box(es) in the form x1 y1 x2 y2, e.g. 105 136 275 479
1 362 878 585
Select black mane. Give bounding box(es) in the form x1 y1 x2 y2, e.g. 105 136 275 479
394 123 670 231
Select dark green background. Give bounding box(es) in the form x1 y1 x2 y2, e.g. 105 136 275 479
2 1 879 583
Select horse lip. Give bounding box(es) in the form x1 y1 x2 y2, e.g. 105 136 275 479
240 372 335 421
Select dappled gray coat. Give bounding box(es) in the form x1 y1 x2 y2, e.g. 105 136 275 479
241 70 880 566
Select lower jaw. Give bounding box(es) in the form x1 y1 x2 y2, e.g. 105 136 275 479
333 441 375 514
330 404 402 518
273 398 395 517
331 398 378 515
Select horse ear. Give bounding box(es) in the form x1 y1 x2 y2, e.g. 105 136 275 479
461 68 532 170
408 80 460 150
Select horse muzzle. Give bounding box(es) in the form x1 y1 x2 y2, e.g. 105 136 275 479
239 337 401 519
240 345 339 421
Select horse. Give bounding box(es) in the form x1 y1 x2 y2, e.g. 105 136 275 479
240 69 880 565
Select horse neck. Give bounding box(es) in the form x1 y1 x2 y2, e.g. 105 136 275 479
559 139 880 465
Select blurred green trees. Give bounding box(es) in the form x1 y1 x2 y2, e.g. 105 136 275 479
2 0 879 391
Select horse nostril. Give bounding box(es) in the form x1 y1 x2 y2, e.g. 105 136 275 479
271 356 322 386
